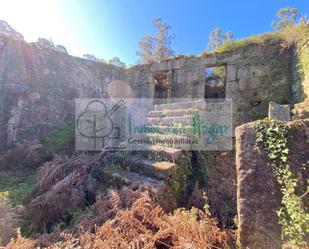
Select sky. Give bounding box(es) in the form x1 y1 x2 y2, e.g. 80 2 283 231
0 0 308 65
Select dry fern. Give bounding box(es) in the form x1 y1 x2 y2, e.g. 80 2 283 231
7 186 235 249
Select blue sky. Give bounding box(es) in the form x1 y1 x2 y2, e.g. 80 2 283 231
0 0 308 65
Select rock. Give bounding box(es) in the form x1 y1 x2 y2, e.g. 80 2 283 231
235 122 282 249
37 37 55 48
235 119 309 248
109 57 126 67
268 101 290 121
292 100 309 120
5 82 28 95
119 156 177 179
0 40 4 49
0 20 24 40
55 44 68 54
37 39 68 54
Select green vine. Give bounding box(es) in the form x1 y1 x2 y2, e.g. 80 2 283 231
255 119 309 248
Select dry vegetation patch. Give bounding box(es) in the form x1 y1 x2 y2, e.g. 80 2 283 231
7 187 235 249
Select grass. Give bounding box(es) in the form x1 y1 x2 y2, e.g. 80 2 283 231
212 24 309 54
104 163 123 173
0 168 36 206
214 32 283 53
40 122 75 154
66 207 84 228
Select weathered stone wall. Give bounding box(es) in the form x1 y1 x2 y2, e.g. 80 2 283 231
124 65 153 98
295 44 309 101
0 34 125 147
145 42 293 128
235 119 309 249
0 30 300 147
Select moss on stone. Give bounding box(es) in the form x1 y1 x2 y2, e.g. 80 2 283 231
298 45 309 99
158 151 213 211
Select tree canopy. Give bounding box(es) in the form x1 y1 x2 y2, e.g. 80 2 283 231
137 18 175 64
207 28 233 51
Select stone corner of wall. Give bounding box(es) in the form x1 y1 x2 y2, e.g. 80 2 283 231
235 119 282 249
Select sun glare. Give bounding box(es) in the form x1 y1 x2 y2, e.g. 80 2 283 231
0 0 66 42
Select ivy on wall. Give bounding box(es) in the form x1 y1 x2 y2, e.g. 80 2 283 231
255 119 309 248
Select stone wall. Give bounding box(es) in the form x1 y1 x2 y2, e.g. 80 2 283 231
0 34 125 146
0 30 302 147
144 42 294 128
291 44 309 103
235 119 309 249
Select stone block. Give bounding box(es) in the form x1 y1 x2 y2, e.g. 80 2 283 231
236 122 282 249
124 157 177 179
226 65 237 82
238 78 261 90
268 102 291 121
236 120 309 248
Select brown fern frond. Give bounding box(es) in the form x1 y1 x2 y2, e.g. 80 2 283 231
107 189 121 209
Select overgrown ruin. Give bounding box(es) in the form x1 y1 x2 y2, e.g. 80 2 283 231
0 20 308 249
2 25 308 146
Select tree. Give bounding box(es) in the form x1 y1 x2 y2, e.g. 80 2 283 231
271 7 309 30
207 28 233 51
299 15 309 25
272 7 300 30
137 35 155 64
152 18 175 62
137 18 175 63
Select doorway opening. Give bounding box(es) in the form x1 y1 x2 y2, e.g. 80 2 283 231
204 65 226 99
153 70 171 104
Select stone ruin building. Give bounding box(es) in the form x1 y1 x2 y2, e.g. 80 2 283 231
0 20 308 248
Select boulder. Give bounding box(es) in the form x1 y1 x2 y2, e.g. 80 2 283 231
0 20 24 40
55 44 68 54
37 37 54 48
